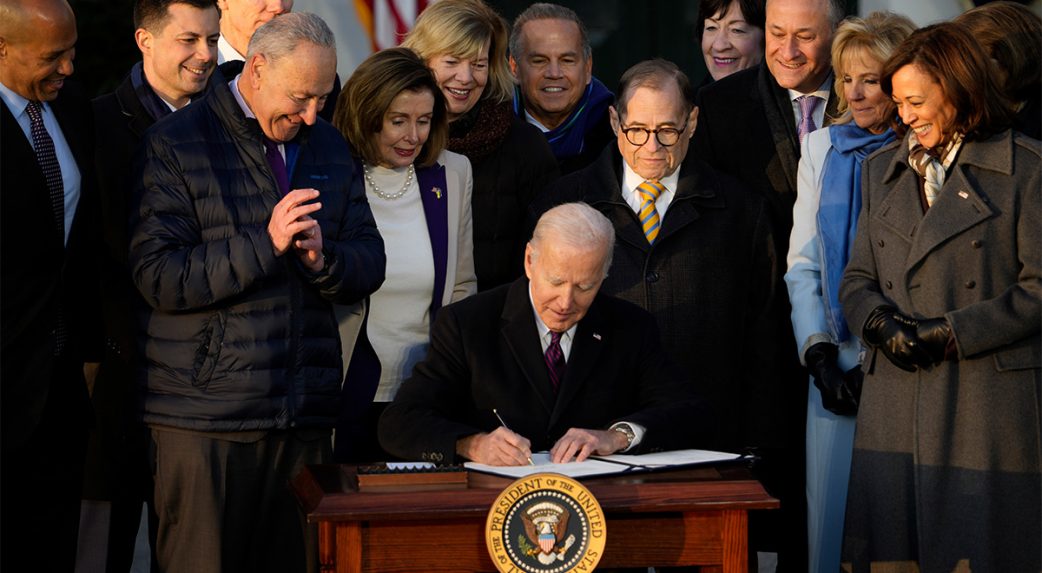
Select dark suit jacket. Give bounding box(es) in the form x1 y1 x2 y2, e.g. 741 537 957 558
1 81 99 448
693 63 839 257
378 278 707 463
534 147 785 451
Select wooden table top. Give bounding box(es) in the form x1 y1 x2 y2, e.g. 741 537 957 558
292 463 779 523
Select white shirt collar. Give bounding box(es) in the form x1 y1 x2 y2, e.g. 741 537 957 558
527 281 577 357
228 74 255 119
524 109 551 132
786 74 833 104
620 158 680 219
217 34 245 65
621 159 681 196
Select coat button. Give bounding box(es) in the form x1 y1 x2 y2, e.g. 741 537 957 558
965 280 976 289
645 271 659 283
877 239 885 247
885 280 893 289
971 240 982 248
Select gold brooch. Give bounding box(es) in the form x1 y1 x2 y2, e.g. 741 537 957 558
432 187 443 199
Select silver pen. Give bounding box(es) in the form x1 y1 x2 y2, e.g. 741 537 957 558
493 408 535 466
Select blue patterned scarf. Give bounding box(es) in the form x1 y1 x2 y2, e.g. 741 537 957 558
513 77 613 161
818 123 895 342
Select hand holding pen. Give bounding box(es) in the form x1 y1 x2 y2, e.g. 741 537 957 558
493 409 535 466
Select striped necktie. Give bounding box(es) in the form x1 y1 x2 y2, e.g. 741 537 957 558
637 180 664 244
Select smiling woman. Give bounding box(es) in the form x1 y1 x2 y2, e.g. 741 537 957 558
839 22 1039 573
696 0 765 83
331 47 478 463
403 0 560 292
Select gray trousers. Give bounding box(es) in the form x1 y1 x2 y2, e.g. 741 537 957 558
150 427 330 573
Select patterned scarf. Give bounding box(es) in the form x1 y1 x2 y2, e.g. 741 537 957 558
817 123 896 342
907 132 963 208
513 77 614 160
447 99 513 161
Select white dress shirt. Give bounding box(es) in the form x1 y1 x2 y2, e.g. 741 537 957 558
621 159 680 221
527 283 645 450
217 34 245 64
787 74 833 133
528 284 577 360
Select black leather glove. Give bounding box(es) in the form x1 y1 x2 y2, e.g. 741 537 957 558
842 366 863 411
805 342 859 416
916 317 954 366
862 306 931 372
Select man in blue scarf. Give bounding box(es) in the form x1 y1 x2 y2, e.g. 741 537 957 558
509 3 614 175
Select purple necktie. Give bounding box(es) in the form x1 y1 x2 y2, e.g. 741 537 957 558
797 95 822 144
263 138 290 195
26 101 64 240
544 331 566 392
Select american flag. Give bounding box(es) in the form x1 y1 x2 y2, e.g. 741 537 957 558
354 0 431 51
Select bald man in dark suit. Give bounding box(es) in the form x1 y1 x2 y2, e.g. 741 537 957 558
0 0 100 569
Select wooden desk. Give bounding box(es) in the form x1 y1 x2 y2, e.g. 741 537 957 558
292 464 778 573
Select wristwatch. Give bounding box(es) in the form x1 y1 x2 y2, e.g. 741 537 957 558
610 422 636 450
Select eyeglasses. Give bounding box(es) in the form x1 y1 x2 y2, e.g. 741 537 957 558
618 121 689 147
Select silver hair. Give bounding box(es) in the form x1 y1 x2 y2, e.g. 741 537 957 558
530 202 615 278
246 12 336 64
509 2 591 61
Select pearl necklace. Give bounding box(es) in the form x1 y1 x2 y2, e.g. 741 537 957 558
363 162 415 200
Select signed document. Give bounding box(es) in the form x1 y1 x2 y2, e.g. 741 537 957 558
464 449 742 479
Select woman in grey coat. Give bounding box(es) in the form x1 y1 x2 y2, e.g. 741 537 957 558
839 23 1041 572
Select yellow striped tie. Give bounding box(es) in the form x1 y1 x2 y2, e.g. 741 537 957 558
637 180 664 244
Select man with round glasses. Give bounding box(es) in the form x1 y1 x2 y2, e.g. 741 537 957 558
534 58 781 487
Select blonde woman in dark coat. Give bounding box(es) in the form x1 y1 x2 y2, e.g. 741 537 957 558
839 23 1040 572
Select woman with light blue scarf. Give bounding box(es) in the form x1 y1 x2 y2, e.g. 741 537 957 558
784 12 915 573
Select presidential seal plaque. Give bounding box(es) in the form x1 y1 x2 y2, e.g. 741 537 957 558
485 473 606 573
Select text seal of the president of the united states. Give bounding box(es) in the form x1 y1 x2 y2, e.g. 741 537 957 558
485 473 606 573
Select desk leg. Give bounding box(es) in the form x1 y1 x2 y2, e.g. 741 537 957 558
334 522 363 573
319 522 335 573
721 509 748 573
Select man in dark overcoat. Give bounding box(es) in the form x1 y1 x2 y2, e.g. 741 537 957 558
89 0 220 568
690 0 847 566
